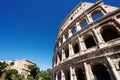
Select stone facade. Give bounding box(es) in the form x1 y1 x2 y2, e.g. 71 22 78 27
10 59 35 78
52 0 120 80
1 59 35 78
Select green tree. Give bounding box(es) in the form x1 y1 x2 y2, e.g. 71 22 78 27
27 64 41 80
5 69 18 80
0 62 8 77
41 68 52 80
10 62 14 66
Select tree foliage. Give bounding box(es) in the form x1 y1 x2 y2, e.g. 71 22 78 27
0 62 52 80
41 68 52 80
27 64 41 80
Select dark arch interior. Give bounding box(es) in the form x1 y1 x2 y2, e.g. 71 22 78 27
93 64 111 80
117 15 120 18
55 57 57 64
73 43 79 54
75 68 85 80
58 72 61 80
64 70 70 80
58 53 62 61
85 36 96 48
65 49 69 58
119 61 120 68
102 28 120 42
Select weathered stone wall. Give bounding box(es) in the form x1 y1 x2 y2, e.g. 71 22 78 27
52 0 120 80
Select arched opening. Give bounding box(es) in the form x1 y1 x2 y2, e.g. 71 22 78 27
55 56 57 65
58 72 61 80
93 64 111 80
65 48 69 59
119 61 120 69
64 70 70 80
92 13 103 21
73 43 79 54
58 52 62 61
80 20 88 28
117 15 120 19
85 36 96 48
72 27 76 34
65 34 69 40
91 10 103 21
75 68 85 80
101 27 120 42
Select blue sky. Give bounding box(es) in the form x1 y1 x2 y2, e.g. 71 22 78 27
0 0 119 70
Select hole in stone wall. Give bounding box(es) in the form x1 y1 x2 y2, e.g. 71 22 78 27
65 49 69 58
93 64 111 80
118 61 120 69
65 34 69 40
72 27 76 34
102 28 120 42
92 12 103 21
64 70 70 80
117 15 120 19
73 43 79 54
58 72 61 80
85 36 96 48
80 20 88 28
58 53 62 61
75 68 85 80
70 17 73 20
55 56 57 64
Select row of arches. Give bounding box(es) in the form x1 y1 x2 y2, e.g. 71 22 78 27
56 7 105 49
54 25 120 65
55 63 115 80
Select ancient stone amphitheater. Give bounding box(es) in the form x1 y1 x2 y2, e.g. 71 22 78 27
52 0 120 80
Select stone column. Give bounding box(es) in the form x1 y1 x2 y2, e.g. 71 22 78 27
70 66 73 80
55 72 58 80
86 14 93 24
84 62 90 80
62 49 65 61
63 35 66 43
76 22 81 31
57 55 60 65
78 36 87 54
68 43 74 57
106 57 120 80
92 28 104 48
70 66 77 80
59 41 61 47
68 29 72 38
61 69 65 80
114 18 120 29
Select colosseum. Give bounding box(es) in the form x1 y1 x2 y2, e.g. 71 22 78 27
52 0 120 80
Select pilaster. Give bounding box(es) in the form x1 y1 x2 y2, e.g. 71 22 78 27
86 14 93 23
62 49 65 61
68 43 74 57
92 28 104 48
76 22 81 31
84 62 90 80
63 35 66 43
61 69 65 80
68 29 73 38
56 72 58 80
106 57 120 80
78 36 87 54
